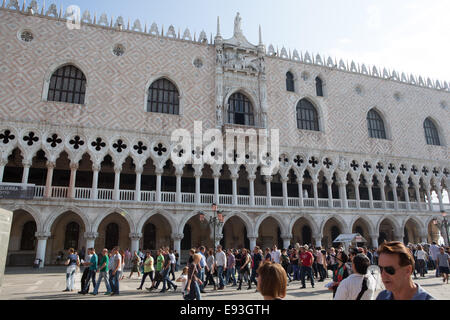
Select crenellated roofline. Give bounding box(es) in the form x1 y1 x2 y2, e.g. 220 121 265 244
1 0 449 93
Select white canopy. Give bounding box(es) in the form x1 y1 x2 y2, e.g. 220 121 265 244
333 233 367 243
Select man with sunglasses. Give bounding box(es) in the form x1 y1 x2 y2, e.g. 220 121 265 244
376 241 435 300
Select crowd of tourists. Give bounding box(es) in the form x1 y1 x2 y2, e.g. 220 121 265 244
62 241 449 300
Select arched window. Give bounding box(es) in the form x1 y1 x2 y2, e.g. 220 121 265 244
105 223 119 250
48 65 86 104
315 77 323 97
367 109 387 139
296 98 319 131
143 223 156 250
423 118 441 146
228 92 254 126
286 72 295 92
302 225 312 245
20 221 36 251
64 222 80 250
181 224 192 250
147 78 180 115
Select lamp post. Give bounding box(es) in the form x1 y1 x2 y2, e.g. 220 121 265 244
199 203 224 256
442 211 449 246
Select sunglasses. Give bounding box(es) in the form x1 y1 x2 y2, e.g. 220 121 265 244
379 266 397 275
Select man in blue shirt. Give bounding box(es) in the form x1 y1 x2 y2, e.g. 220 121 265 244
376 241 435 300
198 246 207 293
81 248 98 294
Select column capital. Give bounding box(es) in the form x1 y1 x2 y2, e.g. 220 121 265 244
297 177 304 184
155 167 164 175
353 181 360 187
247 236 258 241
280 234 292 240
46 161 56 169
35 231 51 239
171 233 184 241
280 177 289 184
22 160 31 168
231 173 239 180
84 232 98 240
264 175 273 183
114 166 122 174
366 182 373 188
0 158 7 166
92 163 101 171
247 174 256 181
325 179 333 186
70 162 79 170
129 232 143 240
135 165 144 175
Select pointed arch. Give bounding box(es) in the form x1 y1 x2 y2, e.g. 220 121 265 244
217 211 254 236
289 213 319 235
44 206 90 233
254 213 288 236
320 214 349 235
367 108 387 139
136 209 176 235
423 117 442 146
91 208 135 233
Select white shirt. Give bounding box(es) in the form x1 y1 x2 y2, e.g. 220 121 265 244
334 273 376 300
169 253 176 264
215 250 227 267
416 250 427 260
179 274 188 292
429 245 440 260
271 250 281 263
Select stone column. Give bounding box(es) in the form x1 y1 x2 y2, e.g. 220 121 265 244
214 234 223 249
367 182 374 209
130 233 142 254
44 161 55 198
435 184 445 212
0 208 13 281
91 164 100 200
326 180 333 208
338 181 348 209
392 181 399 210
84 232 98 251
425 184 433 211
265 176 272 206
21 161 31 184
114 166 121 201
370 234 379 249
248 236 258 251
172 233 183 255
354 181 361 209
281 235 292 250
312 177 319 208
315 234 323 248
380 181 387 209
35 231 51 268
176 172 183 204
156 168 163 203
135 167 142 202
403 184 411 210
298 177 304 207
281 177 289 207
194 172 201 205
414 185 421 204
68 162 78 199
231 173 238 206
0 159 6 182
394 231 404 243
248 175 255 206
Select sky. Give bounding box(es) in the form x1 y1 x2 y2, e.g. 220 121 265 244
23 0 450 202
30 0 450 82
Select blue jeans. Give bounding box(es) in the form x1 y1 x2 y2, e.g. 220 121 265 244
83 269 97 293
199 267 205 290
109 270 120 294
292 265 300 280
226 267 236 285
250 268 258 286
193 280 202 300
93 271 111 294
162 266 176 290
217 266 225 288
300 266 314 287
65 265 76 290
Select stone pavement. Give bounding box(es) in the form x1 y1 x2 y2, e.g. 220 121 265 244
0 267 448 300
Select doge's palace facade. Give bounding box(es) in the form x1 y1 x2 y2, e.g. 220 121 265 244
0 2 448 267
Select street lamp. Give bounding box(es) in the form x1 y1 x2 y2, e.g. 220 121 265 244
442 211 449 246
199 203 224 255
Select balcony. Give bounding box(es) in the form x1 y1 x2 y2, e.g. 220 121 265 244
28 185 447 212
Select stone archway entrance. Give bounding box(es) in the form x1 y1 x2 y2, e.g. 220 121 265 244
7 210 38 266
221 216 249 249
257 217 283 250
